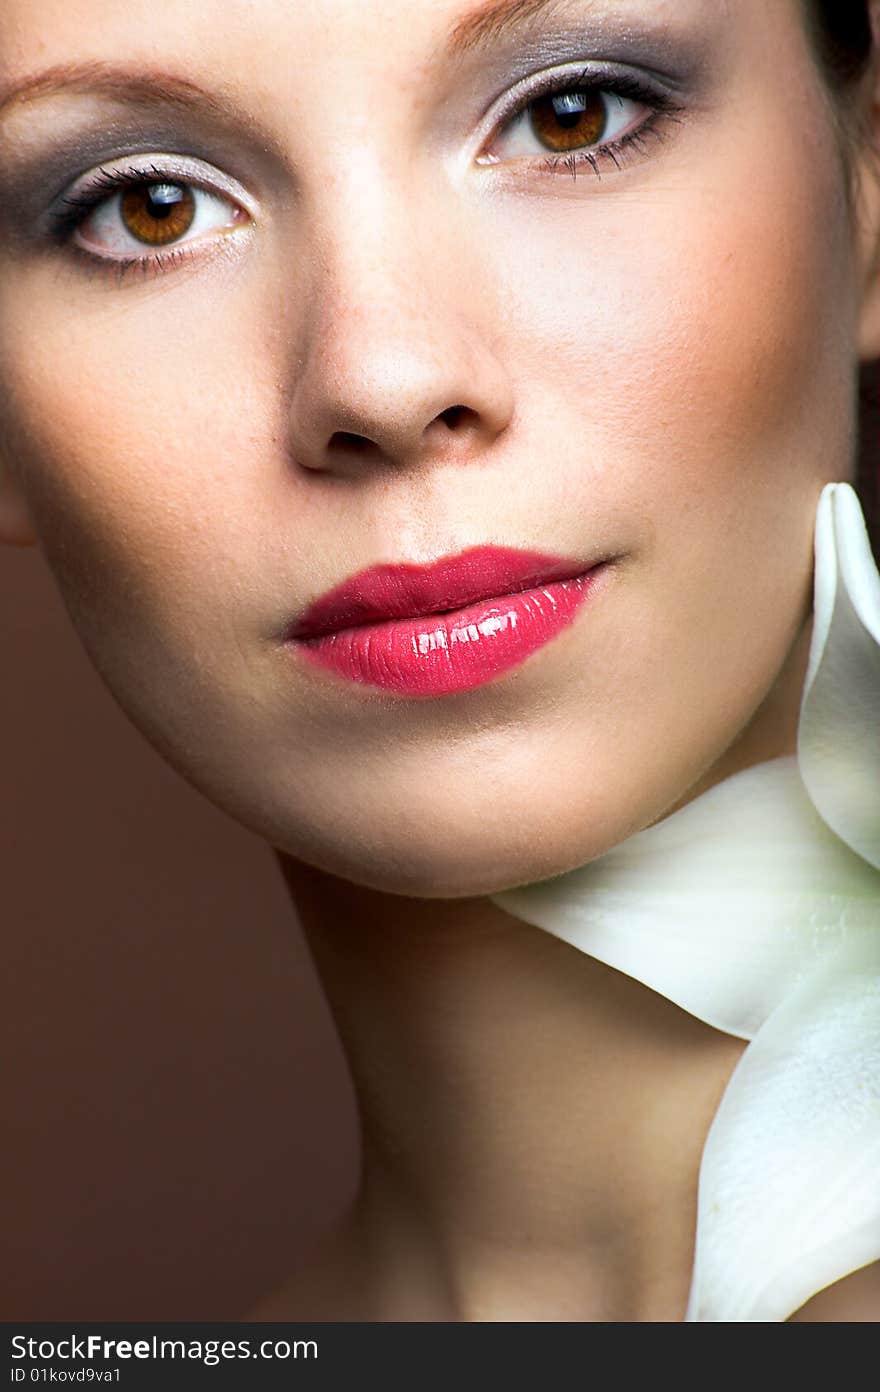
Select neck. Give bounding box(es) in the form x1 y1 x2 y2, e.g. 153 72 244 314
278 857 746 1321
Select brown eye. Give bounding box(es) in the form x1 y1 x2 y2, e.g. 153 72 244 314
527 89 608 153
120 181 197 246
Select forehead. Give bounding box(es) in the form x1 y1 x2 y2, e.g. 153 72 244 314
0 0 732 85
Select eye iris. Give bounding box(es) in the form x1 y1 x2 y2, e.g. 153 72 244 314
120 181 196 246
529 89 607 153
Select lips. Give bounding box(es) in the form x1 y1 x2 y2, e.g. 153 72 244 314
288 546 595 639
284 544 608 697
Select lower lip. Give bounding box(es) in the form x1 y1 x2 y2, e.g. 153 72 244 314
290 566 606 698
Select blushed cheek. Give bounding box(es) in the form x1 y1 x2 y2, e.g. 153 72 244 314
0 331 121 606
495 83 855 543
663 191 851 490
606 110 854 513
0 352 164 639
0 279 270 643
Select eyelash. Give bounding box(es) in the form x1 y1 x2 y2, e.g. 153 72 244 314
50 163 230 282
490 69 685 181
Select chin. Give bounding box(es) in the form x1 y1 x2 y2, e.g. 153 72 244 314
277 845 570 901
270 792 645 901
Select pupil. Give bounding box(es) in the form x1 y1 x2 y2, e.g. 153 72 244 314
146 183 185 219
552 93 591 129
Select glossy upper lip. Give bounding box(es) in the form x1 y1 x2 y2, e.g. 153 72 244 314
287 545 601 641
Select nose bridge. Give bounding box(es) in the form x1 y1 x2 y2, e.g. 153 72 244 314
314 164 442 364
308 152 468 374
286 150 513 470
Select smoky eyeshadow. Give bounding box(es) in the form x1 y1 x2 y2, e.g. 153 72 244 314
497 31 712 85
447 12 726 103
0 113 272 246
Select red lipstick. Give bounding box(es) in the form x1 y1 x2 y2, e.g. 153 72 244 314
286 545 607 698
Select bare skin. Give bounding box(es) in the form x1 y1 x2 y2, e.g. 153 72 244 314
1 0 879 1320
250 625 880 1322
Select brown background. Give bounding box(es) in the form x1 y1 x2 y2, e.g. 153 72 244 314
1 544 358 1320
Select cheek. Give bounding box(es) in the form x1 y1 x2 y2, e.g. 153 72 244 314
0 269 280 646
0 295 294 798
492 84 854 536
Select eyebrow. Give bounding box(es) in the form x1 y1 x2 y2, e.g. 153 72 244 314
446 0 577 59
0 60 246 126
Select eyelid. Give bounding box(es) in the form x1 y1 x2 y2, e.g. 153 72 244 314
55 151 260 222
472 59 678 151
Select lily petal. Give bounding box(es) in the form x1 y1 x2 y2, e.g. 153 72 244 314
686 929 880 1322
799 482 880 870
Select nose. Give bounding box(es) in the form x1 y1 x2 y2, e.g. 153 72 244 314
285 187 515 478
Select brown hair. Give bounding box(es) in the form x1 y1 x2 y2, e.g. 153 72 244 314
811 0 874 85
811 0 879 555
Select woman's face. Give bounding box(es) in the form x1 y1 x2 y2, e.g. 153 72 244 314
1 0 878 896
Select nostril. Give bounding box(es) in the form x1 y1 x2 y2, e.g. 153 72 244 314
329 431 374 452
439 404 472 430
322 406 477 467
